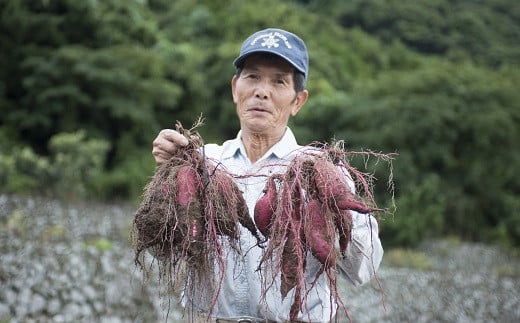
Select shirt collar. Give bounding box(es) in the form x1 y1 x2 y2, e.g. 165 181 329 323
221 127 301 161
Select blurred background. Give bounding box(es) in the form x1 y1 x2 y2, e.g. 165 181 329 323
0 0 518 322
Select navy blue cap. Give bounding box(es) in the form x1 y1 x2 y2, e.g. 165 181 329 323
233 28 309 80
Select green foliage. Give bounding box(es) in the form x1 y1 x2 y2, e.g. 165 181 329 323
0 146 53 193
0 131 110 199
382 174 446 247
90 146 155 201
330 60 520 247
1 0 182 166
85 237 114 252
1 0 519 248
3 210 28 240
49 130 110 198
309 0 520 68
40 224 67 243
384 248 431 270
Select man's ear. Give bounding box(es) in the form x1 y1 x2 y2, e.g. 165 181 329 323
291 89 308 116
231 75 238 104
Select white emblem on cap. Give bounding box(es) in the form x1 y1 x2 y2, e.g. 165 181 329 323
261 34 279 48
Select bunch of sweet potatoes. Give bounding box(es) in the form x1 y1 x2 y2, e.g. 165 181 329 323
131 120 262 315
255 148 385 321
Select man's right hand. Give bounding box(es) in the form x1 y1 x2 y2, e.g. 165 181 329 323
152 129 189 166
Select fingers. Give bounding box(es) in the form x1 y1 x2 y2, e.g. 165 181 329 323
152 129 190 166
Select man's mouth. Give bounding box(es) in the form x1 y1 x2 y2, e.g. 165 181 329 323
249 106 269 113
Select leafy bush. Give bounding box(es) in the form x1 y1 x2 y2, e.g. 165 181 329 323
0 131 110 199
48 130 110 198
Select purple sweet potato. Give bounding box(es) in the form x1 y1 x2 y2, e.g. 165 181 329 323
313 157 378 214
304 199 336 268
175 165 201 207
254 177 278 237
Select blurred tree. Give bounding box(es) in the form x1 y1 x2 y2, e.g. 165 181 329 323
0 0 518 247
300 0 520 68
332 60 520 246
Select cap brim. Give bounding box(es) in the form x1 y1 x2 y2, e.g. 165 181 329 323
233 49 306 75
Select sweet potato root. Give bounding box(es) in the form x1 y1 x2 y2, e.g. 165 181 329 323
257 146 394 322
254 176 278 237
207 164 262 241
176 165 201 207
280 229 299 299
281 189 306 299
131 119 263 317
304 199 336 268
313 157 381 214
334 209 353 257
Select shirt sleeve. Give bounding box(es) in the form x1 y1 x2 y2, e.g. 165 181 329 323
336 211 384 286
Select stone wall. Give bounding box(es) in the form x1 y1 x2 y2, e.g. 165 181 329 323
1 195 518 322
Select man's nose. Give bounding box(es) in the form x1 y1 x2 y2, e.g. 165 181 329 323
254 82 269 99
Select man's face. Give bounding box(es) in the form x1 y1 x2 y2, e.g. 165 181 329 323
231 54 308 135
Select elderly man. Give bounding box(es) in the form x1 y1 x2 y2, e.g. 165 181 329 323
151 28 383 322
